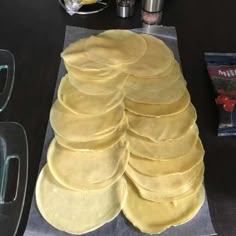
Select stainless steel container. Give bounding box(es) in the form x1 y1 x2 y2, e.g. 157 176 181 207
142 0 164 13
116 0 135 18
141 0 164 26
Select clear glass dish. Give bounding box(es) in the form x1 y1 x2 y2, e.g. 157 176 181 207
0 50 15 112
0 122 28 236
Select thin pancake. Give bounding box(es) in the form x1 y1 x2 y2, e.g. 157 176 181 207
55 116 128 151
127 103 197 142
85 30 147 66
125 78 187 104
121 34 174 76
65 62 126 81
36 165 127 234
47 142 130 191
135 168 204 202
129 139 204 176
124 90 190 117
125 161 203 192
58 75 124 115
69 72 128 95
47 138 128 185
125 60 181 92
123 178 205 234
127 124 199 160
61 38 106 71
129 165 203 200
50 99 125 141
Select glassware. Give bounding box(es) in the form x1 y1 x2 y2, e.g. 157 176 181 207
0 136 19 204
0 122 28 236
0 50 15 112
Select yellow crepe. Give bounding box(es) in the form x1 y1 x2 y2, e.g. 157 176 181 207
55 116 128 151
61 38 106 71
66 62 127 81
125 161 203 193
36 165 127 234
69 72 128 95
121 34 174 76
125 60 181 91
135 168 204 202
125 77 187 104
129 139 204 176
58 75 124 115
47 138 128 185
50 99 125 141
123 178 205 234
124 90 190 117
85 30 147 66
47 140 130 191
127 124 199 160
127 103 197 142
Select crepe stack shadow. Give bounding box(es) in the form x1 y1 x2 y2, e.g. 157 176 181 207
34 30 205 235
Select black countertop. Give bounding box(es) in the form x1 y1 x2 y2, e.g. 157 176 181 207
0 0 236 235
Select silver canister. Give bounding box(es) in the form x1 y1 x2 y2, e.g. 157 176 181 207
142 0 164 13
116 0 135 18
141 0 164 26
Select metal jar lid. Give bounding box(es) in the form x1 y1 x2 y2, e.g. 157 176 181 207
142 0 164 13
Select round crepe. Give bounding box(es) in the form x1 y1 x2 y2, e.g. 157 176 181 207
58 75 124 115
127 103 197 142
135 167 204 202
47 139 130 191
124 90 190 117
123 178 205 234
47 138 128 186
61 38 106 71
85 30 147 66
50 99 125 142
120 34 174 76
125 160 203 193
69 72 128 95
127 124 199 160
36 165 127 234
66 62 127 81
125 77 187 104
55 116 128 151
125 60 181 91
129 139 204 176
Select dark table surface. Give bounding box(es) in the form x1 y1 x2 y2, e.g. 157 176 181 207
0 0 236 235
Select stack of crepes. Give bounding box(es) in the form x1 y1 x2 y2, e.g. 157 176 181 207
35 30 205 235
